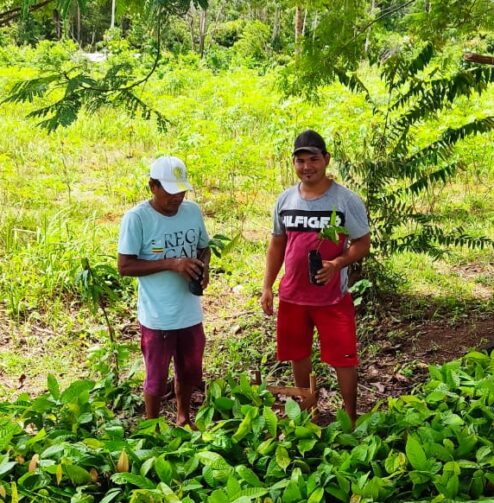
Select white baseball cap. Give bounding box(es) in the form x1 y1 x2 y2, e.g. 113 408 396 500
150 156 193 194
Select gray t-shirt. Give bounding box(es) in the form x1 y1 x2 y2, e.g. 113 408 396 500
272 181 369 305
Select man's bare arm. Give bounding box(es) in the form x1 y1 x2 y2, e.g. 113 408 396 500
261 234 287 315
118 254 204 281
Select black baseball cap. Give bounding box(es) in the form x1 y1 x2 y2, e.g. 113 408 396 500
292 130 328 156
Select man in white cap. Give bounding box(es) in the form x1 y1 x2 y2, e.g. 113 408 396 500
118 156 210 426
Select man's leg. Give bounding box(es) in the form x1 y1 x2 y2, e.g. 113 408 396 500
277 301 314 389
140 324 172 420
292 356 312 388
312 295 358 423
175 381 195 426
144 393 161 419
175 324 205 426
335 366 358 424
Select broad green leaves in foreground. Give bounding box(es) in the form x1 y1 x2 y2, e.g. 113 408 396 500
0 351 494 501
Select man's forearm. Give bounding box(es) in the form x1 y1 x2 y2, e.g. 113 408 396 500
332 234 371 270
263 237 286 290
118 256 176 277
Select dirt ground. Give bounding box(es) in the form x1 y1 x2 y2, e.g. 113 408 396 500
1 304 493 426
318 311 494 424
164 309 494 426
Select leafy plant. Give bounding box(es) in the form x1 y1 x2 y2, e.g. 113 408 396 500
75 257 123 382
326 44 494 291
317 208 350 248
1 351 494 501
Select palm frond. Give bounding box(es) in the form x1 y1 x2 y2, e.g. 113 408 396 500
27 95 82 132
404 163 458 195
395 42 434 87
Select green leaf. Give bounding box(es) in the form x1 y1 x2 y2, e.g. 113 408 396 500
47 374 61 400
307 487 325 503
60 380 94 404
235 465 264 487
263 406 278 437
282 479 302 502
154 456 173 484
214 397 235 412
0 422 19 452
0 455 16 477
276 445 290 471
208 489 229 503
63 464 92 485
110 472 155 489
232 408 255 443
140 457 155 478
406 435 428 471
100 489 122 503
257 438 275 456
298 439 317 456
196 451 231 470
336 409 353 433
285 399 301 421
157 482 181 502
226 475 242 498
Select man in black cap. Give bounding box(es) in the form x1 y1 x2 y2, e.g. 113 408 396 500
261 130 370 424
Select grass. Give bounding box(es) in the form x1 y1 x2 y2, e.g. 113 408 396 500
0 43 493 399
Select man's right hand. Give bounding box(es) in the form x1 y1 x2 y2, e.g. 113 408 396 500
172 258 204 281
260 288 274 316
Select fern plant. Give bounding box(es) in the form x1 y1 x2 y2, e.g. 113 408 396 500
331 43 494 265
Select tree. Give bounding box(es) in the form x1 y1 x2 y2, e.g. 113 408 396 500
2 0 208 131
286 0 494 95
328 43 494 290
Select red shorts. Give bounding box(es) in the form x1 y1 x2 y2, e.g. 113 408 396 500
139 323 205 397
277 294 358 367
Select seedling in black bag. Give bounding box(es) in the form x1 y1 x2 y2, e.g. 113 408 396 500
308 208 349 285
188 264 204 295
189 248 206 296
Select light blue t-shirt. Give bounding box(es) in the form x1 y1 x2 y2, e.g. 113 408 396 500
118 200 209 330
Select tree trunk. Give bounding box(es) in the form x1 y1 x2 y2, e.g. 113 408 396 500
188 4 196 53
294 5 303 43
53 8 61 39
463 52 494 66
364 0 375 54
271 5 280 45
110 0 116 29
76 3 81 46
198 8 207 58
312 12 319 40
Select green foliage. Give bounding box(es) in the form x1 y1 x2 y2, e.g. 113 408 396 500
404 0 494 47
212 19 246 48
330 44 494 272
1 352 494 500
3 53 169 132
233 20 271 63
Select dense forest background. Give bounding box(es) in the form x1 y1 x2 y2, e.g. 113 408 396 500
0 1 494 502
